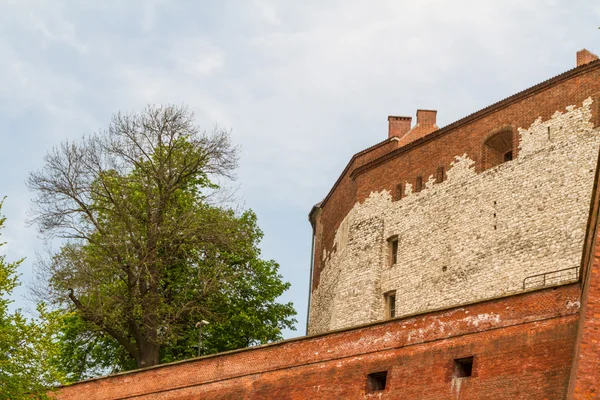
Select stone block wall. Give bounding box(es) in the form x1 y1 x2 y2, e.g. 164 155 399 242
308 99 600 334
312 62 600 299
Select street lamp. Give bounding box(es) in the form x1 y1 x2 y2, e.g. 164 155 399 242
195 320 209 357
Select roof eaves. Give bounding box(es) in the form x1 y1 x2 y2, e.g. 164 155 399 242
349 59 600 182
317 137 395 208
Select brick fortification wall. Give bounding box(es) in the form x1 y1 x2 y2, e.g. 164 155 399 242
309 98 600 334
55 285 580 400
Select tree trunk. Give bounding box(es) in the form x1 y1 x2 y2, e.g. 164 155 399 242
137 342 160 368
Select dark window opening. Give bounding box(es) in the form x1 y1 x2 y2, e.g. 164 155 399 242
454 357 474 378
390 239 398 265
483 129 513 170
415 176 423 192
366 371 388 392
385 292 396 319
394 183 403 201
436 166 445 183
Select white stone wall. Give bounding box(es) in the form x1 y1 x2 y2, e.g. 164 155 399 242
308 98 599 335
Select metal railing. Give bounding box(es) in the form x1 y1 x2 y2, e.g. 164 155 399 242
522 266 580 290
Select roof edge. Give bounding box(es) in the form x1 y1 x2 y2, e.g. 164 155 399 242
321 58 600 207
313 136 394 211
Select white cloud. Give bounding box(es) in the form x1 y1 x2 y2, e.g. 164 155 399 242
254 0 282 25
0 0 598 334
2 0 87 53
174 40 226 77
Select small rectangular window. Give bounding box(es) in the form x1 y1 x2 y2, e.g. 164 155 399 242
366 371 388 392
454 357 474 378
385 291 396 319
415 176 423 192
394 183 403 201
436 166 445 183
388 236 398 266
504 151 513 162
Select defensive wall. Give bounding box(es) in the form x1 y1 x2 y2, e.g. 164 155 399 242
56 283 583 399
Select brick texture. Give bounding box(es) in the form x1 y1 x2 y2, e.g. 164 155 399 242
55 285 580 400
309 97 598 334
568 225 600 398
312 61 600 300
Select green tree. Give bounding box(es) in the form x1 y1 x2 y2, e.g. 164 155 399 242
28 105 296 376
0 199 64 399
52 211 295 383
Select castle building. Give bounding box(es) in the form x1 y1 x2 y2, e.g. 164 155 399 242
306 49 600 336
56 50 600 399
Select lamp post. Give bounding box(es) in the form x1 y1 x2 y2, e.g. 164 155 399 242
195 320 209 357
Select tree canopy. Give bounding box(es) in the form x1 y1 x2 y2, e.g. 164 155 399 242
0 199 64 399
28 105 296 377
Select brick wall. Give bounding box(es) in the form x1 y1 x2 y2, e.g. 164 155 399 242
55 284 580 400
568 208 600 398
309 97 599 334
312 62 600 300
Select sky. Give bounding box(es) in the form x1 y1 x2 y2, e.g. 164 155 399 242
0 0 599 338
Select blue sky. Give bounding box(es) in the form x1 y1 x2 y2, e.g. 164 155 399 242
0 0 599 337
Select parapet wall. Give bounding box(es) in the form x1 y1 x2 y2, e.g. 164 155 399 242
55 284 580 400
309 98 600 335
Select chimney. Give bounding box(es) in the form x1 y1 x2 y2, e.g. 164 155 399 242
577 49 599 67
416 109 437 127
388 116 412 139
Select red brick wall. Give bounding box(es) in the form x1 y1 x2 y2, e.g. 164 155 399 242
56 284 581 400
313 62 600 290
568 223 600 398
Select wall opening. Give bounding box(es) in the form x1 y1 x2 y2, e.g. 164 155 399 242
436 166 445 183
394 183 403 201
483 129 513 170
366 371 388 392
454 357 474 378
388 236 399 266
384 291 396 319
415 176 423 192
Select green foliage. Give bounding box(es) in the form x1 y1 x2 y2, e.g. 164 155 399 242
53 209 296 381
161 210 296 362
53 312 136 383
29 105 297 377
0 200 65 399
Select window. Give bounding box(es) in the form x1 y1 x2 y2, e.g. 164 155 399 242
415 176 423 192
436 166 445 183
454 357 474 378
388 236 398 266
483 129 513 170
394 183 403 201
385 291 396 319
366 371 388 392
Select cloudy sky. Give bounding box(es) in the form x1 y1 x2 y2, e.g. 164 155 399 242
0 0 598 337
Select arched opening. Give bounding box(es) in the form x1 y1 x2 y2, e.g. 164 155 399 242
483 129 513 170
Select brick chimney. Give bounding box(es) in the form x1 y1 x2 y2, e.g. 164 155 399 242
394 109 439 147
416 109 437 127
577 49 599 67
388 116 412 139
